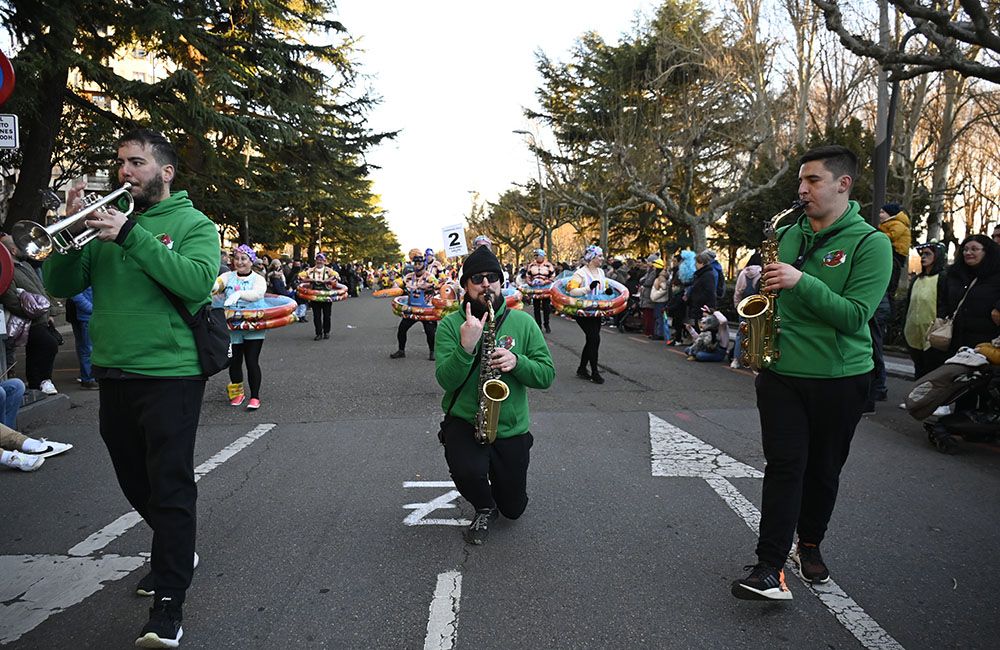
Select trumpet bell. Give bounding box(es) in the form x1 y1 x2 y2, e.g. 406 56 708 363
11 221 54 261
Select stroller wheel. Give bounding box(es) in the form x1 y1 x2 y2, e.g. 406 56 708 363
926 424 959 454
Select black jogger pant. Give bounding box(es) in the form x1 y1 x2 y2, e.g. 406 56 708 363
397 318 436 352
443 417 533 518
311 301 332 336
25 323 59 389
532 297 551 328
574 315 602 373
98 378 206 602
754 369 869 568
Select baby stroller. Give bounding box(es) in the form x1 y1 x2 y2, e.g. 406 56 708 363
904 347 1000 454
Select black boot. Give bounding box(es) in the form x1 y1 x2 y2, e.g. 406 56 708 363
390 350 406 359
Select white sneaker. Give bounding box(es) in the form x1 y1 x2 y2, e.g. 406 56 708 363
39 380 57 395
1 452 45 472
35 439 73 458
730 359 740 369
932 405 952 417
898 402 907 410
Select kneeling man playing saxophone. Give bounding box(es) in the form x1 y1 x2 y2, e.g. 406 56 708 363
435 245 554 545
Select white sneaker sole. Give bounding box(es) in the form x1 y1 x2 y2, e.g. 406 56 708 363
134 627 182 648
732 582 793 600
791 551 831 584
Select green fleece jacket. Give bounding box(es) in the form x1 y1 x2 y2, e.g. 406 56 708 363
43 191 219 376
435 302 555 438
772 200 892 379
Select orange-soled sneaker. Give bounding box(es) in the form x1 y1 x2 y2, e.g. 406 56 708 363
731 563 792 601
792 542 830 584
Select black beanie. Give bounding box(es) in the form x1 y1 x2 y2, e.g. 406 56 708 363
460 245 503 285
882 202 902 216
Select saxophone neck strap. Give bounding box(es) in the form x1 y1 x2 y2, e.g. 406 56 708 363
444 306 511 417
789 229 839 271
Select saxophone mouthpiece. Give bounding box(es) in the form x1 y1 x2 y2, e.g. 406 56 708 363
792 199 808 210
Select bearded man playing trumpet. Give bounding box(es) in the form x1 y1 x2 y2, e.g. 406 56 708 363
43 129 218 648
731 145 891 601
434 245 554 546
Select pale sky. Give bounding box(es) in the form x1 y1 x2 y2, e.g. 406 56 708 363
333 1 660 255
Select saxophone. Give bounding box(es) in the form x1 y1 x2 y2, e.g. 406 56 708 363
475 295 510 444
736 200 807 371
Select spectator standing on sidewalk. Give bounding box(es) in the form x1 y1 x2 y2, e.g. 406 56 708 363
903 242 948 380
649 260 669 341
730 252 763 367
1 234 60 396
67 287 99 390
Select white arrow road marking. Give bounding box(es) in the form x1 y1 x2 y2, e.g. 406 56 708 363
649 413 904 650
403 481 471 527
0 423 276 646
423 570 462 650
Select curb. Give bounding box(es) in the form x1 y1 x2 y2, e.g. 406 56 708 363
19 392 71 428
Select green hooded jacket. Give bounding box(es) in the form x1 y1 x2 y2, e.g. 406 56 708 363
43 191 219 377
771 200 892 378
435 302 555 438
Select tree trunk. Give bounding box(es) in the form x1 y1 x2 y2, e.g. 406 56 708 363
927 71 962 241
4 67 72 231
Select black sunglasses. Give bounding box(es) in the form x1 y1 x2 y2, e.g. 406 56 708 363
470 272 500 284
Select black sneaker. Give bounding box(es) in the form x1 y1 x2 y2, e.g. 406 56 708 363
544 324 551 333
590 371 605 384
322 333 330 339
575 368 591 380
463 508 496 545
135 596 183 648
731 563 792 601
428 351 436 361
792 542 830 584
390 350 405 359
862 401 876 415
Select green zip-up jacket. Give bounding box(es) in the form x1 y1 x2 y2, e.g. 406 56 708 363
43 191 219 377
772 200 892 379
435 302 555 438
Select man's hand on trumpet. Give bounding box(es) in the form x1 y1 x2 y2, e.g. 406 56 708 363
84 206 129 242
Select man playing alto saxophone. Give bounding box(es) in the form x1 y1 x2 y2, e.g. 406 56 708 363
731 145 891 600
435 245 554 545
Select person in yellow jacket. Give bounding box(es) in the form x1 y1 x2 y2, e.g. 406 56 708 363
878 202 911 297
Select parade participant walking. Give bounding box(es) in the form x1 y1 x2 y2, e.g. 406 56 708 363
526 248 556 333
731 145 891 601
391 249 439 360
44 128 219 647
214 245 268 409
301 253 339 340
435 245 554 545
568 245 609 384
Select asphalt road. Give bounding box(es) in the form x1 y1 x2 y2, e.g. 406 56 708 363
2 293 997 649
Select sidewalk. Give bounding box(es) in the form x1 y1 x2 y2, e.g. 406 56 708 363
12 323 74 428
884 354 915 380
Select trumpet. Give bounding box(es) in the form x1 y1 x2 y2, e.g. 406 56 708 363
12 183 134 260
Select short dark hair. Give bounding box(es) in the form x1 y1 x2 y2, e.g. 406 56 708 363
799 145 858 182
117 128 178 169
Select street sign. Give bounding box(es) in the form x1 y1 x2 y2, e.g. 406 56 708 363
0 114 18 149
441 223 468 258
0 50 14 106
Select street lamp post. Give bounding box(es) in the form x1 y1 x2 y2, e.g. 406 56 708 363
513 130 547 252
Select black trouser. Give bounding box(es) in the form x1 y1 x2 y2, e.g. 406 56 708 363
311 301 332 336
26 323 59 389
907 345 948 381
754 370 869 568
229 339 264 399
574 315 602 373
397 318 436 352
98 378 206 603
532 297 551 328
443 416 533 517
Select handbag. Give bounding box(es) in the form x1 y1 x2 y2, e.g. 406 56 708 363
926 278 977 351
18 290 50 319
155 283 232 377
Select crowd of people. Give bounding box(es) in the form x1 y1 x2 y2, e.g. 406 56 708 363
2 133 999 648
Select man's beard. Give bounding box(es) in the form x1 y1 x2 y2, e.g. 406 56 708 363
463 290 503 319
130 175 165 210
